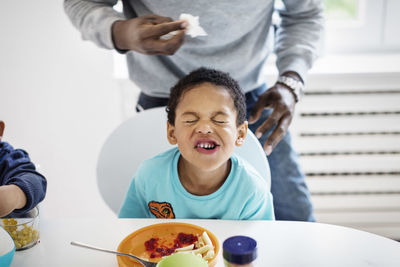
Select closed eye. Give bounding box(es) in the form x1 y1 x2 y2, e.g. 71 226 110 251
184 120 198 123
213 119 226 124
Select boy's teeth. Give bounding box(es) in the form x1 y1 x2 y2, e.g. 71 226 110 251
198 143 215 149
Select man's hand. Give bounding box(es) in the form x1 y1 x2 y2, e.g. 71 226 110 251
112 15 187 55
248 72 302 155
0 185 27 217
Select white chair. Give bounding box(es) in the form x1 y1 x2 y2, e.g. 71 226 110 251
97 107 270 214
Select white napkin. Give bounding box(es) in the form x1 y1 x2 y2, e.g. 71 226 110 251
161 13 207 40
180 13 207 38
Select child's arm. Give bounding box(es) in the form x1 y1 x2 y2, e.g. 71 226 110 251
0 142 47 216
0 184 27 217
0 121 4 140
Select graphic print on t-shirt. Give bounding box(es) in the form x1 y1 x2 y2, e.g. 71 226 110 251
148 201 175 218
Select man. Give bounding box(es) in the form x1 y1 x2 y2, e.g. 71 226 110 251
64 0 324 221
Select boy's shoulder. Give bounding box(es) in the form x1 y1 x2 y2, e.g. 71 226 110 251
138 147 179 172
0 141 13 152
0 141 29 155
142 147 178 164
134 147 178 186
231 153 269 187
231 153 260 176
0 141 29 158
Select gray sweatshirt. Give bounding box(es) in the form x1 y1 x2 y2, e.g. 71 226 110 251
64 0 324 97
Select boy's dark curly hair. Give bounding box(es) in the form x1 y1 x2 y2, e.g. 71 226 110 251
166 67 246 126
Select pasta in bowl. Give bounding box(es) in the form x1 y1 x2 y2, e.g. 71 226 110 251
117 222 220 267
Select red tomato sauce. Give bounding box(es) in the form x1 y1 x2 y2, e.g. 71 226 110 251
144 233 198 258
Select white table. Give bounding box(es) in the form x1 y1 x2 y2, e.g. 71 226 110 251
11 218 400 267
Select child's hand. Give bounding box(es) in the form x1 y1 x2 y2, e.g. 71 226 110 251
0 120 4 141
0 185 27 217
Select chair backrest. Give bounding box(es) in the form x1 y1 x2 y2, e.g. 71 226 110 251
97 107 270 214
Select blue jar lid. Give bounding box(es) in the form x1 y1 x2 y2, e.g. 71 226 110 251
223 236 257 264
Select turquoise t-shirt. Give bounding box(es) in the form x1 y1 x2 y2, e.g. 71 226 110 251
119 147 274 220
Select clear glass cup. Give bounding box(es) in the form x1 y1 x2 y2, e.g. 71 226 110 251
0 206 40 250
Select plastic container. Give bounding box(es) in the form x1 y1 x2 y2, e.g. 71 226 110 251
0 206 40 250
223 236 257 267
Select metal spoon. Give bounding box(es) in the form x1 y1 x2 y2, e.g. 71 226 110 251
70 241 158 267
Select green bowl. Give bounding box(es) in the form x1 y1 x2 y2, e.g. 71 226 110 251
157 253 208 267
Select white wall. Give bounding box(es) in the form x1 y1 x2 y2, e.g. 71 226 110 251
0 0 134 218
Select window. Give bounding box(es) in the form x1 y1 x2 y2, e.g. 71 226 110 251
324 0 359 21
324 0 400 53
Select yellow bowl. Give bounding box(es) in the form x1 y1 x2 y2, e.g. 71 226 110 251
117 222 220 267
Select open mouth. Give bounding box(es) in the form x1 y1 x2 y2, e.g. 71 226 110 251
194 140 220 153
196 142 217 149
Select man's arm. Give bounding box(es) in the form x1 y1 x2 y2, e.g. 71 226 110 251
64 0 123 49
275 0 324 81
249 0 324 154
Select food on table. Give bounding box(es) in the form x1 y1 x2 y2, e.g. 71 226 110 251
117 222 220 267
143 231 215 262
1 218 39 250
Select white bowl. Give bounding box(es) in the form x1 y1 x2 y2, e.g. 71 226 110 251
0 226 15 267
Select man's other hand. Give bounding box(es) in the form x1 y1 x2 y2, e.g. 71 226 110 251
248 80 298 155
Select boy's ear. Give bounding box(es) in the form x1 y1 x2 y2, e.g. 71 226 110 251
235 121 248 147
167 121 177 145
0 120 4 141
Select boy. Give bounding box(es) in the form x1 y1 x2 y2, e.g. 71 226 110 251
119 68 274 220
0 120 47 217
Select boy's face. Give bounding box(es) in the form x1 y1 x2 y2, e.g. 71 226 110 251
167 82 247 171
